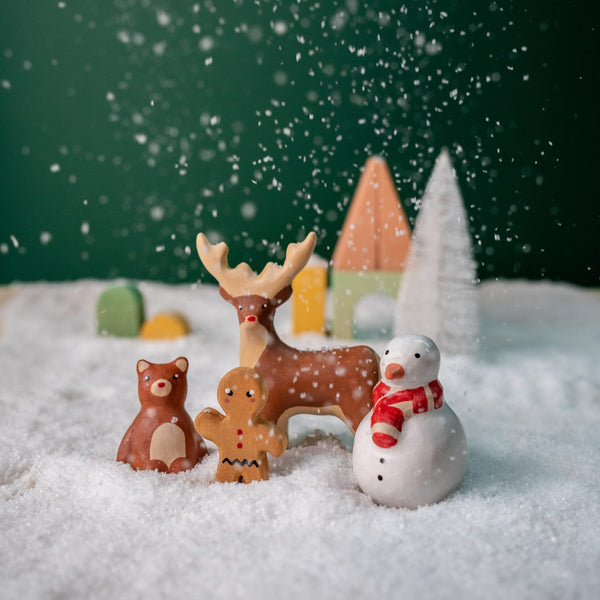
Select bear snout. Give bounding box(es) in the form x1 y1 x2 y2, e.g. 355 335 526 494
151 379 172 397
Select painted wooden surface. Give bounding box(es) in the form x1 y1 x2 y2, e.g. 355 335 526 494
332 157 411 272
140 312 190 340
195 367 287 484
330 157 411 339
96 284 144 337
331 271 404 339
196 233 379 435
116 357 207 473
291 261 328 335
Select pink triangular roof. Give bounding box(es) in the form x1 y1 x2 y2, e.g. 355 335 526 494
332 156 411 271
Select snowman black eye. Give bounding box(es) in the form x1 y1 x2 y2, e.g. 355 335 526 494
415 353 421 358
225 388 233 396
384 350 389 355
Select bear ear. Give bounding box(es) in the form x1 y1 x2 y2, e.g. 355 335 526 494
174 357 188 373
137 360 151 373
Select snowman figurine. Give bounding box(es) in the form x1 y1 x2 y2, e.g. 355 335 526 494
352 334 467 509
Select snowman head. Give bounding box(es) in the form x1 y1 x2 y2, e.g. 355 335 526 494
381 334 440 389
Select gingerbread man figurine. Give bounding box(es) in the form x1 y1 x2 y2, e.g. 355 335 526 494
195 367 287 484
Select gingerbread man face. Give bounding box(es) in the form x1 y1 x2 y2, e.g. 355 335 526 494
217 367 266 418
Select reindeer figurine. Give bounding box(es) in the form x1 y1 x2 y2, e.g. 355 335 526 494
196 231 380 439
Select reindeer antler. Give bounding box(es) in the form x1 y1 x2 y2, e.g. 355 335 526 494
196 231 317 298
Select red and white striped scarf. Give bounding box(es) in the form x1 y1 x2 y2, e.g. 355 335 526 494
370 380 444 448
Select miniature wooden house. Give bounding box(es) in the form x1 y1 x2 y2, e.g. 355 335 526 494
96 283 145 337
291 254 328 335
331 157 411 339
140 312 190 340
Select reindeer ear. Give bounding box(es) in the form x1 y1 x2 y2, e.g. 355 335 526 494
274 285 293 306
219 286 233 302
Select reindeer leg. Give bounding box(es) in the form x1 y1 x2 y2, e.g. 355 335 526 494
275 414 290 438
339 396 372 433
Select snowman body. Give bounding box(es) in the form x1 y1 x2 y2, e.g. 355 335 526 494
353 403 466 508
352 335 467 509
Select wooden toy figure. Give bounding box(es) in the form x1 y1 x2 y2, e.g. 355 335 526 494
97 283 145 337
330 157 412 339
195 367 287 484
196 232 380 439
352 335 467 508
140 312 190 340
291 254 328 335
117 357 207 473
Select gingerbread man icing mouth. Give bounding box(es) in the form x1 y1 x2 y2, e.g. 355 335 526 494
221 458 260 468
194 367 287 484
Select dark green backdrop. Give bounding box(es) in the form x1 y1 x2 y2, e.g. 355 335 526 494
1 1 598 285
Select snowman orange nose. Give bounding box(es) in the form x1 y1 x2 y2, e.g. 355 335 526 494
385 363 405 380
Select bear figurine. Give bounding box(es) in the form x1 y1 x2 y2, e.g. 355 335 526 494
117 356 207 473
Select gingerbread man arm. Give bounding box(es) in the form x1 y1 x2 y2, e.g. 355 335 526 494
255 419 287 458
194 408 225 443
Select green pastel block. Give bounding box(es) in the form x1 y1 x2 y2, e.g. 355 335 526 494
96 284 145 337
330 270 403 339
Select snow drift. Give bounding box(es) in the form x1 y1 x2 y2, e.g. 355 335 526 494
0 279 598 599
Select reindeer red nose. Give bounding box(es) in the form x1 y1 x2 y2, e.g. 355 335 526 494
246 315 257 322
385 363 405 380
158 382 166 388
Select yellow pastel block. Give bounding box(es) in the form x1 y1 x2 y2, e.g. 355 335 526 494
292 264 327 335
140 312 190 340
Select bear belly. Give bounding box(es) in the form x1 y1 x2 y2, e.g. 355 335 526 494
150 422 186 467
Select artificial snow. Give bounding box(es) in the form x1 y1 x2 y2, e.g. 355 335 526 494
0 279 599 599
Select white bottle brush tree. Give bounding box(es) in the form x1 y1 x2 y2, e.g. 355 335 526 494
394 149 479 354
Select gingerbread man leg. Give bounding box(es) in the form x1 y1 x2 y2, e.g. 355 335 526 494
215 461 243 483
